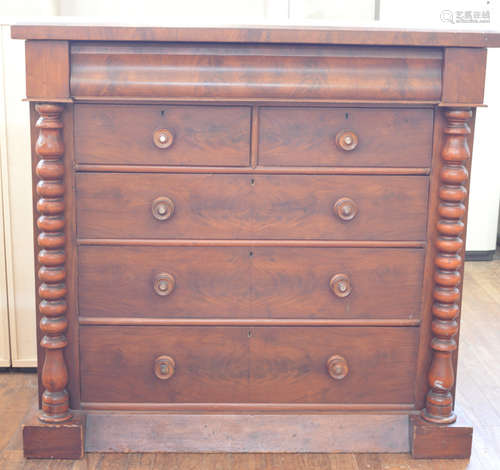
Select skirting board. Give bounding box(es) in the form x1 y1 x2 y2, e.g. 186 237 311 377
85 413 410 453
465 250 495 261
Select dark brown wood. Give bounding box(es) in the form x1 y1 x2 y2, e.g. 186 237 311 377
14 23 495 459
23 409 85 459
34 104 72 423
76 173 428 240
25 41 69 99
410 415 473 459
79 326 418 404
85 413 410 453
70 43 442 101
442 48 487 104
11 24 500 47
78 246 424 319
422 109 472 424
74 104 251 166
259 107 433 167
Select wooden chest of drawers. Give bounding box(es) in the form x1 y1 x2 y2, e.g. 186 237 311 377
12 23 500 459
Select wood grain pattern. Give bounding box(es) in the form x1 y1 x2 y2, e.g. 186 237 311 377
12 23 500 47
74 104 251 166
70 43 442 101
76 173 428 240
442 48 487 105
25 41 69 99
79 326 418 404
78 246 424 319
259 107 433 167
85 413 410 453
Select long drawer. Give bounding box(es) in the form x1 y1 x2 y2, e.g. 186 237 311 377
258 107 433 167
80 326 418 404
76 173 428 240
78 246 424 319
75 104 251 166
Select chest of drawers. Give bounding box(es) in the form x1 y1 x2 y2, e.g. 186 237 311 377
12 23 500 460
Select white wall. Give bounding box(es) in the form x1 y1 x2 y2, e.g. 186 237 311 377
380 0 500 253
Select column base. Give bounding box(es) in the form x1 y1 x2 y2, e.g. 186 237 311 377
23 409 85 459
410 414 472 459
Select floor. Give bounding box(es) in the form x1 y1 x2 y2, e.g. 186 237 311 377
0 253 499 470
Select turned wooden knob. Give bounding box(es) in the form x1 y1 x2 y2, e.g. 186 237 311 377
154 355 176 380
329 273 352 298
326 355 349 380
152 196 175 221
153 272 175 296
153 128 174 149
333 197 358 221
335 130 358 151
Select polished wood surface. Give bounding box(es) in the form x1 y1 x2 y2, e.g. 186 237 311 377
1 252 498 466
76 173 428 240
13 23 500 459
79 326 418 405
75 104 251 166
11 23 500 47
78 246 424 319
70 43 442 101
259 107 433 167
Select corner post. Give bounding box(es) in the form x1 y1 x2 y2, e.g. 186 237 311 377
23 103 85 459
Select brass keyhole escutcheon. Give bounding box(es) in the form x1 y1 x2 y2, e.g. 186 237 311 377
154 355 176 380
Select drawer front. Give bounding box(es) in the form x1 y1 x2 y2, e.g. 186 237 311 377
76 173 428 241
74 104 251 166
78 247 424 319
80 326 418 404
259 107 433 167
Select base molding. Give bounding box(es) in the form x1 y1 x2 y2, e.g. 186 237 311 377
86 412 410 453
465 250 495 261
410 415 473 459
23 410 86 459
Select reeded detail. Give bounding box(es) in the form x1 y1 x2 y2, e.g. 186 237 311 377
35 103 72 423
422 108 472 424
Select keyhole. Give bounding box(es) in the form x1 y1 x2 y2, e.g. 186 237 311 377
249 251 253 257
248 330 252 337
250 178 255 186
160 110 165 116
345 112 349 119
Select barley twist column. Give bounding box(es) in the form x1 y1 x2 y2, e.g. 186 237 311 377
422 108 472 424
35 103 72 423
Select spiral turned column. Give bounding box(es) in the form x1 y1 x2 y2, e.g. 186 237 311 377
422 108 472 424
35 104 71 423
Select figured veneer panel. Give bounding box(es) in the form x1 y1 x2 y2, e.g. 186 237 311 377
79 326 418 404
74 104 251 166
78 246 424 319
70 43 442 100
76 173 428 241
259 107 433 167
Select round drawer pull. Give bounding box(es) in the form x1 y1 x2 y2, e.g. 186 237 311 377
154 355 176 380
153 272 175 296
329 273 352 298
326 355 349 380
336 130 358 151
152 196 175 221
333 197 358 221
153 129 174 149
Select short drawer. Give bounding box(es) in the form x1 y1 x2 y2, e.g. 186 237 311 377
74 104 251 166
258 107 433 167
78 246 424 319
76 173 428 241
80 326 418 405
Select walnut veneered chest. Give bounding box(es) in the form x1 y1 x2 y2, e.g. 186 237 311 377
12 23 500 459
